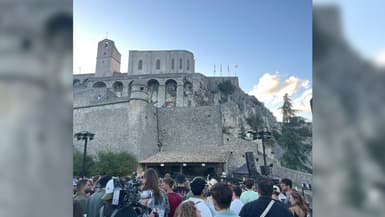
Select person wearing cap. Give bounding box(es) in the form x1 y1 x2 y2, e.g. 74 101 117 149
100 178 137 217
210 183 238 217
186 177 213 217
240 179 259 204
272 185 289 208
86 175 112 217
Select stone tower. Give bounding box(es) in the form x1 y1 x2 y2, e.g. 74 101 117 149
95 39 121 77
127 80 159 160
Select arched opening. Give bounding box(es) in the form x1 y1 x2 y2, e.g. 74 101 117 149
138 60 143 70
179 58 183 70
128 81 134 98
73 79 80 87
183 81 193 107
147 79 160 106
113 81 124 97
92 81 107 88
156 59 161 70
165 79 177 107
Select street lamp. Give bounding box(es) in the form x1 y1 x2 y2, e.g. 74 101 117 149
74 131 95 178
246 128 272 175
157 142 163 152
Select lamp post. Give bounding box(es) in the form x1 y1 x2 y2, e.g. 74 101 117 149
157 142 163 152
246 128 272 175
74 131 95 178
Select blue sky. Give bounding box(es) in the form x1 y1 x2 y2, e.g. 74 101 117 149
74 0 312 121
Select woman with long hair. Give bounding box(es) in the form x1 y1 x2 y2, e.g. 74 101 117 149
289 191 309 217
141 168 169 217
174 201 201 217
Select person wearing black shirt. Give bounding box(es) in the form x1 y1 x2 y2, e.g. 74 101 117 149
239 176 293 217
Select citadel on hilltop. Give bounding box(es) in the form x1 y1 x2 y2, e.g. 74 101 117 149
73 39 311 183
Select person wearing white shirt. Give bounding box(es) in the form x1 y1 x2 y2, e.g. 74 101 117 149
186 177 213 217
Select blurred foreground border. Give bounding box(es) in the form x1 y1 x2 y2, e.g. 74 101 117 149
0 1 72 217
313 4 385 217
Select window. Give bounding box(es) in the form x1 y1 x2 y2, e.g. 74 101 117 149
187 59 190 70
156 59 160 70
104 42 109 48
171 59 174 69
179 58 182 69
138 60 143 70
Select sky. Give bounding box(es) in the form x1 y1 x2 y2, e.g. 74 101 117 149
74 0 312 122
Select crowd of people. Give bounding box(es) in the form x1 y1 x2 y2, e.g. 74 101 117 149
73 169 311 217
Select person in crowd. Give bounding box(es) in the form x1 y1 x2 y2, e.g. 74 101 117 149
100 178 137 217
174 173 190 200
186 177 213 217
230 185 243 215
162 177 182 217
174 201 201 217
73 178 78 195
240 179 259 204
74 179 91 211
289 191 309 217
141 168 170 217
272 185 289 208
73 200 84 217
280 178 294 205
206 179 218 216
87 178 95 196
210 183 238 217
239 176 293 217
86 175 112 217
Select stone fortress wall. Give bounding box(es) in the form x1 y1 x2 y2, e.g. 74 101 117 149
73 39 312 184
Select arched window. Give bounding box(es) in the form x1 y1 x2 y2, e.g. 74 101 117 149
113 81 124 97
187 59 190 70
156 59 160 70
92 81 107 88
138 60 143 70
171 59 175 69
179 58 182 69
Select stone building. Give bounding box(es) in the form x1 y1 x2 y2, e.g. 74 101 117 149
73 38 311 182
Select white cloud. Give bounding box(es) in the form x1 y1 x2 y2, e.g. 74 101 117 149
248 72 312 121
292 89 313 113
373 48 385 67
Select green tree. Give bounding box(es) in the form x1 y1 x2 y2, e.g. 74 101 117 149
278 116 312 173
280 93 296 123
90 151 138 177
73 149 95 177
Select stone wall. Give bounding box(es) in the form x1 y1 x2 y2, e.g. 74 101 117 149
158 105 223 152
272 164 312 185
73 100 158 160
